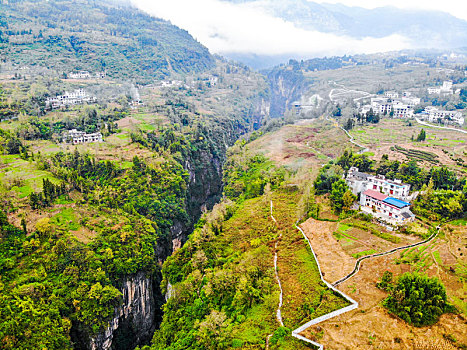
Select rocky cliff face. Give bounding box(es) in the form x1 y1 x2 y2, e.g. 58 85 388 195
75 272 161 350
266 68 310 117
81 93 267 350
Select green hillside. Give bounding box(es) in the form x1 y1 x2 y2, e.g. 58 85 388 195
0 0 215 82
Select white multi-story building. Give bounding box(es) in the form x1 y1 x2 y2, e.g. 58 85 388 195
346 167 411 200
362 97 417 118
385 91 399 99
423 107 464 125
69 71 91 79
427 81 453 95
64 129 103 144
46 89 96 109
392 102 414 118
360 189 415 224
370 97 393 114
68 71 106 79
400 96 421 107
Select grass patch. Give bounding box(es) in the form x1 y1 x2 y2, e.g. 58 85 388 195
352 249 377 259
137 123 157 131
362 151 375 157
11 184 34 198
116 133 130 140
347 220 400 243
432 250 442 265
449 218 467 226
50 207 80 231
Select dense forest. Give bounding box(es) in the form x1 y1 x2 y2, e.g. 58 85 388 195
0 0 214 82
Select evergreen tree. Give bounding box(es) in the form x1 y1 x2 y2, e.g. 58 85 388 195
416 128 426 142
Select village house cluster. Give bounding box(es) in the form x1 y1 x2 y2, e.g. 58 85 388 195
68 71 106 79
358 83 465 126
63 129 103 144
345 167 415 225
421 106 465 126
360 91 421 119
46 89 97 109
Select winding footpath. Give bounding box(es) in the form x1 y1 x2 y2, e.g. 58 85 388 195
291 223 358 350
266 201 284 350
332 228 439 286
340 126 369 154
270 201 284 327
269 196 441 349
414 117 467 134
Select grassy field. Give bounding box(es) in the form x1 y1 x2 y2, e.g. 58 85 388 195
246 119 357 186
348 119 467 174
272 190 350 330
208 188 351 349
0 154 60 198
299 211 467 349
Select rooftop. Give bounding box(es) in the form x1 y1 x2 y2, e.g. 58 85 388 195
363 189 388 201
383 197 410 209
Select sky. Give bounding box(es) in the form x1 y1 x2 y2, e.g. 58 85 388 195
131 0 466 58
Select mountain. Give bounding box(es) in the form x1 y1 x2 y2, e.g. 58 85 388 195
0 0 215 82
221 0 467 69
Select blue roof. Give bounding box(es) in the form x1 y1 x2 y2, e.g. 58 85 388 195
383 197 410 208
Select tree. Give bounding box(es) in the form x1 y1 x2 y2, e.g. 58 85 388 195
383 273 454 327
416 128 426 142
333 104 342 117
6 137 23 154
330 179 351 213
344 118 354 130
35 218 52 238
342 190 357 212
376 271 393 291
313 164 343 195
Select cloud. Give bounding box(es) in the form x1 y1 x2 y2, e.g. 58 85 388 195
131 0 412 57
310 0 467 21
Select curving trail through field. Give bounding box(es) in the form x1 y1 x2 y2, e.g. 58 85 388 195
332 228 439 286
291 222 358 350
414 117 467 134
267 200 283 350
270 200 284 327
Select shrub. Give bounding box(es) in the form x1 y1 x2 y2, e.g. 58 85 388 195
383 272 454 327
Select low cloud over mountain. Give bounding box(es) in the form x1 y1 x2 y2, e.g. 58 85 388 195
132 0 467 68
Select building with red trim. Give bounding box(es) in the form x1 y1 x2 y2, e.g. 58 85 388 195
360 189 414 224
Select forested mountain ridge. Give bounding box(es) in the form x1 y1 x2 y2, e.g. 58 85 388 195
0 0 214 82
0 37 269 346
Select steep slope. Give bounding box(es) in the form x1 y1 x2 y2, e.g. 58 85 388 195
0 53 269 349
0 0 214 82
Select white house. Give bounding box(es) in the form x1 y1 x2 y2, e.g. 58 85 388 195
423 107 464 126
46 89 96 109
400 96 421 107
68 71 106 79
385 91 399 99
64 129 103 144
360 189 415 224
392 102 414 118
346 167 411 200
428 81 454 95
69 71 91 79
370 97 393 114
